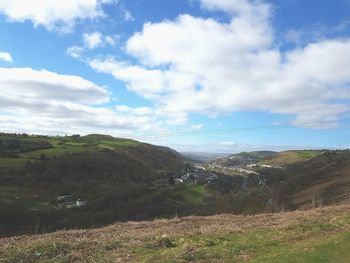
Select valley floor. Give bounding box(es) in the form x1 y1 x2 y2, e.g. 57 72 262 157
1 205 350 262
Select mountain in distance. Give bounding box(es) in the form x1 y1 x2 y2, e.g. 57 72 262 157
180 152 231 162
210 150 277 167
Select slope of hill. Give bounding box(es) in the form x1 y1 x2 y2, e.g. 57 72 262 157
0 134 188 237
259 150 323 166
272 151 350 211
1 205 349 263
211 151 277 167
0 133 145 168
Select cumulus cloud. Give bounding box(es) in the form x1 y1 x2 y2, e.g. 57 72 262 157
0 52 13 63
83 32 103 49
0 0 113 32
83 32 118 49
0 67 160 135
87 0 350 128
67 32 118 59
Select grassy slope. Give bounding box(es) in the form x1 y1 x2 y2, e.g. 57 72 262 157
1 205 350 263
0 134 143 168
0 134 189 237
278 152 350 210
171 185 206 204
259 150 323 166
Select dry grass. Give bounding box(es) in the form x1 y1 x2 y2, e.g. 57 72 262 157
1 205 350 262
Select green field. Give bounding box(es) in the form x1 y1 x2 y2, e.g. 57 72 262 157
172 185 206 204
0 134 142 168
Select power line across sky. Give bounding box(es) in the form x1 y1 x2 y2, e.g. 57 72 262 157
129 118 350 139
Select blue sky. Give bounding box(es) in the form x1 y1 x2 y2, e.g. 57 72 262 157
0 0 350 152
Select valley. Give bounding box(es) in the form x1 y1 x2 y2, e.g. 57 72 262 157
1 133 350 247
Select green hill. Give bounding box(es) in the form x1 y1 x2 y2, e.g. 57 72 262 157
259 150 323 166
0 133 188 237
209 151 277 168
0 133 144 168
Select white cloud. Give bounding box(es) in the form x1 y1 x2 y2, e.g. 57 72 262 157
0 52 13 63
83 32 118 49
0 0 113 32
88 0 350 128
0 67 160 135
83 32 103 49
66 46 85 59
67 32 119 58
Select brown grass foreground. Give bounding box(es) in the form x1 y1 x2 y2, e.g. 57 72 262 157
1 205 350 262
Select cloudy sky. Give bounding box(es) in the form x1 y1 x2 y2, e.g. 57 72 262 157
0 0 350 152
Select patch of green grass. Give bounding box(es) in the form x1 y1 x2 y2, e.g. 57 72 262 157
0 135 145 168
172 185 206 204
98 139 141 150
296 150 322 159
133 220 350 263
19 146 96 159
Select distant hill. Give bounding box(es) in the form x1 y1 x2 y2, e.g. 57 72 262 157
1 205 349 262
259 150 323 166
181 152 230 162
211 151 277 167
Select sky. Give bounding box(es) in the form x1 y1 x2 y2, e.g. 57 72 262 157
0 0 350 153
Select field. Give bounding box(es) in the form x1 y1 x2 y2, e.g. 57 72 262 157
1 205 349 262
172 185 206 204
0 134 142 168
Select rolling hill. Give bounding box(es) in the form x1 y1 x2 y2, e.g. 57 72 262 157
2 133 350 248
259 150 323 166
210 151 277 167
0 133 188 237
1 204 349 262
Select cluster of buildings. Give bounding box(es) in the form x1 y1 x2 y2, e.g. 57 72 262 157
54 195 87 209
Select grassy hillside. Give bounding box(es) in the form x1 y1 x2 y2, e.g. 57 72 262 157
259 150 323 166
0 133 189 237
1 205 349 263
0 134 144 168
271 151 350 210
0 134 281 238
210 151 277 168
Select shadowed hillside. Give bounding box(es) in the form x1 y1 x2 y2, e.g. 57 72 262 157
272 151 350 210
